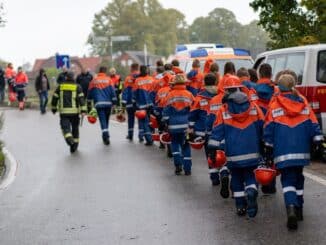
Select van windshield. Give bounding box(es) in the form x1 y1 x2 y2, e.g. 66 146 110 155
317 51 326 83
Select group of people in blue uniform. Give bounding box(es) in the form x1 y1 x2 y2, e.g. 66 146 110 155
51 59 324 231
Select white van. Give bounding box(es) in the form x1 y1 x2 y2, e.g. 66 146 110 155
254 44 326 135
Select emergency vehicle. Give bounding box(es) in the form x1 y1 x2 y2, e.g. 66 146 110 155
254 44 326 135
171 43 254 73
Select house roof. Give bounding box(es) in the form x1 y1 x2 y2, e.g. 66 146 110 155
123 51 163 66
32 56 103 74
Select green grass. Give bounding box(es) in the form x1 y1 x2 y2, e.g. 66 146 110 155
0 147 5 179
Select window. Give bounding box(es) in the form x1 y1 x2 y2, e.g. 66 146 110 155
273 55 286 77
317 51 326 83
285 53 305 85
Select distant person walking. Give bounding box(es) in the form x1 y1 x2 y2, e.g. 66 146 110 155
35 68 50 114
14 67 29 110
56 66 68 85
0 67 5 103
76 68 93 97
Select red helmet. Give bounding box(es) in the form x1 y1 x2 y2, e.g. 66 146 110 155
223 75 244 89
135 110 147 119
150 115 158 129
189 137 205 150
151 133 160 142
116 113 126 123
208 150 226 168
87 116 97 124
254 167 276 185
160 132 171 144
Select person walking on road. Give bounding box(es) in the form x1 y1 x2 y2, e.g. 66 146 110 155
51 71 87 153
35 68 50 114
263 74 324 230
14 67 29 110
0 67 5 103
121 63 139 141
133 65 155 145
76 68 93 98
56 66 68 85
87 66 117 145
208 75 264 218
163 74 194 175
5 63 16 103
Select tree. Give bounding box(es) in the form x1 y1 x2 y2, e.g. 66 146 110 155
250 0 319 49
0 2 5 27
188 8 269 57
301 0 326 43
88 0 188 57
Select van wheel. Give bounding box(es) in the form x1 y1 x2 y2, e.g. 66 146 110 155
321 145 326 163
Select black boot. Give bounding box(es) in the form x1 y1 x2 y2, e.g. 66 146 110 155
70 143 78 154
167 145 173 158
126 135 133 141
286 205 298 230
220 176 230 199
175 165 182 176
159 142 165 149
103 138 110 145
236 207 247 216
246 189 258 218
296 207 303 221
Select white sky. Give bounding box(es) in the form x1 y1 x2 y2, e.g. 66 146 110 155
0 0 258 68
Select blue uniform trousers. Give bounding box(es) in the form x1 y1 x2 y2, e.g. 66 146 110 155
280 166 304 208
171 132 192 172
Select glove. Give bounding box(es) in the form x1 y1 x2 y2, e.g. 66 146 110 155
52 109 57 114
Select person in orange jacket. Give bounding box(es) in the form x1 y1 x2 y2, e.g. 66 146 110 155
186 59 204 96
217 62 236 92
189 73 222 185
208 75 264 217
133 65 155 145
14 67 29 110
154 64 174 151
171 59 185 76
254 63 279 194
5 63 16 102
109 68 121 107
121 63 140 141
263 74 323 230
162 74 194 175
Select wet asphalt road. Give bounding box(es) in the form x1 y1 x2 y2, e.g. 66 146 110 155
0 109 326 245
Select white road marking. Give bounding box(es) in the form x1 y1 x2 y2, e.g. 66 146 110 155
304 171 326 187
0 147 18 190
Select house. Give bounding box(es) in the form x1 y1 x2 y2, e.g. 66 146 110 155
31 56 104 79
116 51 164 67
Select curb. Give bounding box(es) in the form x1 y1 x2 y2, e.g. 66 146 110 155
0 147 18 190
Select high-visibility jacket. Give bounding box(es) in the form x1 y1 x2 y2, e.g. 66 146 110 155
208 100 264 169
163 84 194 133
186 68 204 96
172 66 185 75
264 92 323 169
154 86 171 117
87 73 117 109
254 78 279 115
121 72 139 108
5 67 16 79
133 75 155 109
189 90 216 137
14 72 28 91
207 92 224 135
217 73 233 92
110 74 121 88
52 82 87 115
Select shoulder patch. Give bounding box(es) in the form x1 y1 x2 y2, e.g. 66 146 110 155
210 104 221 112
199 99 208 107
272 108 284 118
249 106 258 115
301 107 310 115
222 111 232 120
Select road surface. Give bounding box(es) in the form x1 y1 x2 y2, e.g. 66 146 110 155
0 109 326 245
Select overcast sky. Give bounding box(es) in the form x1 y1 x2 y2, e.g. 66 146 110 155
0 0 258 68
